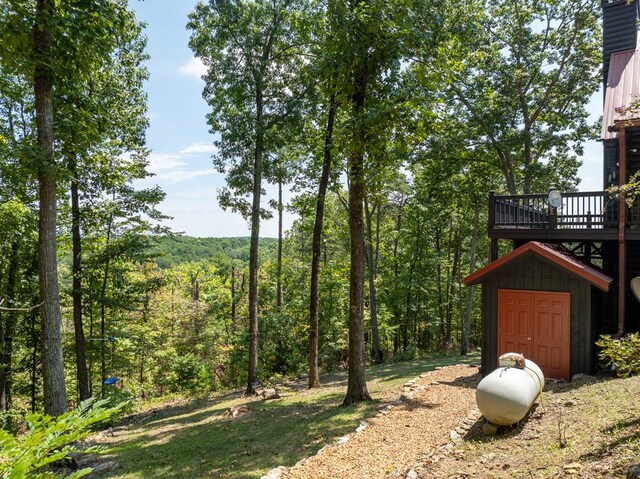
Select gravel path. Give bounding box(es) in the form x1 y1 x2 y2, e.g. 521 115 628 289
282 364 480 479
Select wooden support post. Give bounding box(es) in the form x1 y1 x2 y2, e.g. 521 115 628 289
490 238 498 262
488 191 495 230
617 127 627 338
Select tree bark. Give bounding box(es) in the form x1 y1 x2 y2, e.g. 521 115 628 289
0 241 19 411
277 178 283 311
364 197 383 364
71 174 90 401
308 94 337 389
343 56 371 405
99 213 113 397
246 87 264 396
461 204 480 355
230 265 237 336
34 0 67 416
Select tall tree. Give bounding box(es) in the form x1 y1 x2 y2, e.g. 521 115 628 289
445 0 600 194
337 0 407 405
308 94 337 388
56 5 150 402
188 0 306 395
32 0 67 416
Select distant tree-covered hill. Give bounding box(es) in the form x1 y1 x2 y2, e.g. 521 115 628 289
150 236 278 268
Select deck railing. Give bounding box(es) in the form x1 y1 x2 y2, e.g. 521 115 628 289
488 191 638 230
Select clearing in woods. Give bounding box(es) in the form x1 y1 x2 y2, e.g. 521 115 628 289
93 354 640 479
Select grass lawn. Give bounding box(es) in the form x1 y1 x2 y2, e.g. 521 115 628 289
100 354 480 479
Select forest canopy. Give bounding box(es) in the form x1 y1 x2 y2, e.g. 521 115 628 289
0 0 601 425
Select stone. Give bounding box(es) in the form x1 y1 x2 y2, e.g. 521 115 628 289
223 405 249 418
356 421 369 433
400 392 414 402
628 465 640 479
378 405 393 415
406 469 418 479
450 430 462 442
260 466 287 479
482 423 499 436
252 381 264 396
336 435 350 445
262 388 281 400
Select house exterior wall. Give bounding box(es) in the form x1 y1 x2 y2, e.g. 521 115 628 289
481 254 593 378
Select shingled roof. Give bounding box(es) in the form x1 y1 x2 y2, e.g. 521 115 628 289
464 242 614 292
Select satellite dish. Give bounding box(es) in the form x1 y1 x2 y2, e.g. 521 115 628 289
548 189 562 208
631 277 640 303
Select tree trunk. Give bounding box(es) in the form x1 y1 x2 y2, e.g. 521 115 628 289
99 214 113 398
277 179 283 311
34 0 67 416
246 88 264 396
364 198 383 364
231 266 237 336
30 307 38 413
308 94 337 389
71 175 90 401
461 205 480 355
343 61 371 405
391 200 404 354
446 228 461 343
0 241 19 411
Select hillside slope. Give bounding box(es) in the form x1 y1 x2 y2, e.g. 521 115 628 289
150 236 278 268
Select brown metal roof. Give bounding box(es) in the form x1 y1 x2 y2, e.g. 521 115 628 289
464 242 614 291
602 48 640 140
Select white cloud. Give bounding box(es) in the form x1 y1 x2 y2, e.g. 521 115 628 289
179 57 207 78
180 142 216 155
147 152 187 171
153 168 216 183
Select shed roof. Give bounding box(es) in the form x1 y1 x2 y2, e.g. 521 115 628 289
602 48 640 140
464 242 614 292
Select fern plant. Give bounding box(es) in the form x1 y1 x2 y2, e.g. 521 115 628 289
0 398 125 479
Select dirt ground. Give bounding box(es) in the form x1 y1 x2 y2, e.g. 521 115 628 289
282 365 640 479
283 364 480 479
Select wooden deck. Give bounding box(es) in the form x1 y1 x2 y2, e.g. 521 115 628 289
488 191 640 241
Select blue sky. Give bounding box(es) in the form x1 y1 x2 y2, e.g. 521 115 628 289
130 1 603 238
130 0 293 238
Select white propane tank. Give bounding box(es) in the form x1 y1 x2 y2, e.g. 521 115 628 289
476 354 544 426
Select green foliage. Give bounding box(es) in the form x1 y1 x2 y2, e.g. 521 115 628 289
168 354 211 394
392 346 418 363
596 333 640 378
150 236 278 268
0 398 124 479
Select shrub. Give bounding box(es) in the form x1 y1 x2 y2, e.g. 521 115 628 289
0 398 124 479
596 333 640 377
392 346 418 363
169 354 211 393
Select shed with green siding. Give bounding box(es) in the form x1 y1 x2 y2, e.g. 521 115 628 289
465 242 614 380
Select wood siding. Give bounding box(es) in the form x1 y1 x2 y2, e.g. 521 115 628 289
481 254 593 378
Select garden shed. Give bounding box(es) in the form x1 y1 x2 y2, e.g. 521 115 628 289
464 242 614 381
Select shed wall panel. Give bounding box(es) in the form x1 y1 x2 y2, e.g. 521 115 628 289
481 254 593 378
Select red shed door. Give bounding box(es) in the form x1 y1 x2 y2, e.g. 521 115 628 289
498 289 571 381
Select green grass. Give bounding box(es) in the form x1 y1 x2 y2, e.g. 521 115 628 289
101 353 479 479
